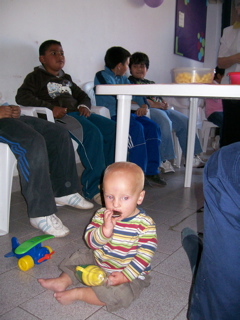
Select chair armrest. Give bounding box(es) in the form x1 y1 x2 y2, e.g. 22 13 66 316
20 106 55 122
91 106 111 119
34 107 55 122
20 106 37 117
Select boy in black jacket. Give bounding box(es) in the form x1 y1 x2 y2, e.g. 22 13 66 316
16 40 116 205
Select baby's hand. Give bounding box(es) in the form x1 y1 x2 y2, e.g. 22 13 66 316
107 272 129 286
102 209 121 238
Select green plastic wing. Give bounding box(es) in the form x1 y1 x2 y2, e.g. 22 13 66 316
15 235 54 255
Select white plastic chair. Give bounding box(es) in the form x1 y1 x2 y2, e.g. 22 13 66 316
201 121 219 153
20 106 55 122
0 107 56 235
0 143 17 235
81 81 110 119
197 105 219 153
172 131 182 168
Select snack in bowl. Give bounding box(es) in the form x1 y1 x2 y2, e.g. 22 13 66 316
172 67 215 84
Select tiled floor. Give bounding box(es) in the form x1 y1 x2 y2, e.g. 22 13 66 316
0 164 206 320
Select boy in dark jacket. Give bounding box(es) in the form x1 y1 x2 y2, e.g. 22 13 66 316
16 40 116 205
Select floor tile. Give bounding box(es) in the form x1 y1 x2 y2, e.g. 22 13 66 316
0 307 40 320
20 290 102 320
0 269 45 316
153 247 192 282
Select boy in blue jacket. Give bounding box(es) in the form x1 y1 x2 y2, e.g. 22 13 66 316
94 46 166 186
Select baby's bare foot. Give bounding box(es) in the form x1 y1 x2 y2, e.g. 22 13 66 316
38 273 72 293
54 288 80 305
38 278 66 292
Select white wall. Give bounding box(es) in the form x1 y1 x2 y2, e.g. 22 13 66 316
0 0 222 104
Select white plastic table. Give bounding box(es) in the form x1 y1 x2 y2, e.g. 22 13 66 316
96 83 240 187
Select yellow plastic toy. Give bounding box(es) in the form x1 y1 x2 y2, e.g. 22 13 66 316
76 265 107 286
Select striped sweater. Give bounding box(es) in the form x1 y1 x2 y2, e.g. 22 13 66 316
85 208 158 281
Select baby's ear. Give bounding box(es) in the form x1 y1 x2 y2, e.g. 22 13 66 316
137 190 145 205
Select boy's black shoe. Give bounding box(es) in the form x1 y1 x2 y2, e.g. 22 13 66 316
145 174 167 186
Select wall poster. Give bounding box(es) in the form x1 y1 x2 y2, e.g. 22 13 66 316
174 0 208 62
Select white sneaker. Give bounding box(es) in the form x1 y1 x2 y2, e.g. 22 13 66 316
192 155 205 168
55 193 94 209
160 160 175 173
30 214 69 237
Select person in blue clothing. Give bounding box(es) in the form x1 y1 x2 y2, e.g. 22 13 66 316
128 52 204 173
181 142 240 320
94 46 166 186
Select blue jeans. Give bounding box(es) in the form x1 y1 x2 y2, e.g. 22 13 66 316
150 109 202 161
188 142 240 320
112 114 161 175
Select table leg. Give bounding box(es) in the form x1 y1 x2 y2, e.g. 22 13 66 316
184 97 198 187
115 94 132 162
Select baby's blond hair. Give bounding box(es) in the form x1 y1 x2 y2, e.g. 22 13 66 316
104 162 144 191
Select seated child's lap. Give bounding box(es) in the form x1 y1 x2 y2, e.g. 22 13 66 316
59 247 152 312
94 273 151 312
59 248 96 285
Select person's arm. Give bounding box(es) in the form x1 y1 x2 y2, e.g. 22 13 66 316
217 27 240 69
147 99 168 110
135 104 149 116
94 70 122 116
16 73 54 109
123 78 149 116
71 81 92 117
15 72 66 118
217 54 240 69
16 72 91 118
85 209 113 249
16 74 65 118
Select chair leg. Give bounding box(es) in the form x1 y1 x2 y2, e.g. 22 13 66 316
172 131 182 168
0 144 17 235
202 127 211 153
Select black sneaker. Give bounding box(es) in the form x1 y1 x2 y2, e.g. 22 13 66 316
145 174 167 186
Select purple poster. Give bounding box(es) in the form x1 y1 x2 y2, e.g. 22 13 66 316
174 0 208 62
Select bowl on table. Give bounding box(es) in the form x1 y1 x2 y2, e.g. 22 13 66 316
228 72 240 84
172 67 215 84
